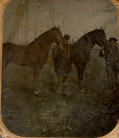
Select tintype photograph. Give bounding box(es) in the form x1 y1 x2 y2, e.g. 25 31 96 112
1 0 119 137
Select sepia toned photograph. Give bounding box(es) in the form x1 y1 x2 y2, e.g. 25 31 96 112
1 0 119 137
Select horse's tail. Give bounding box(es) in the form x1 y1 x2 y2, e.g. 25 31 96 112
70 44 77 73
2 43 12 59
71 43 76 64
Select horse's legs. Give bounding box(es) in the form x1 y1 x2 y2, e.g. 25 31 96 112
58 74 61 84
33 66 39 91
81 58 90 78
82 57 90 70
63 75 68 85
33 64 43 94
106 64 113 91
55 74 60 87
82 63 87 79
75 63 83 89
113 70 119 90
54 61 57 74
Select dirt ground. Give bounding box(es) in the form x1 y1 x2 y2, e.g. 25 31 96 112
1 50 119 137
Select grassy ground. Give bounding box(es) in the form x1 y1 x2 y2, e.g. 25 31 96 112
1 50 119 137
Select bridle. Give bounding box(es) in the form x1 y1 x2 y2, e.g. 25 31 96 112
100 40 118 62
85 34 94 47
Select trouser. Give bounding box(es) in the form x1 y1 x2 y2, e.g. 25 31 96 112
55 73 69 93
115 72 119 90
106 64 119 91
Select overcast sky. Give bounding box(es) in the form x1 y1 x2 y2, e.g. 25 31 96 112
3 0 118 44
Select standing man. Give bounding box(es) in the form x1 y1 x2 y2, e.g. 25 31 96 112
52 34 72 94
109 38 119 91
99 37 119 91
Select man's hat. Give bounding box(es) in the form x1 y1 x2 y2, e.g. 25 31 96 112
64 34 70 40
109 38 118 42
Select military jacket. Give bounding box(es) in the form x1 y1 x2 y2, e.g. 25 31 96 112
52 44 72 74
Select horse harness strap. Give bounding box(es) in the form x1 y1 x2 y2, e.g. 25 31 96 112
34 42 47 63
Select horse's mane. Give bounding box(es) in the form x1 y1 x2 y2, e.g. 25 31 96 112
33 27 58 42
72 29 99 47
76 30 95 42
3 28 54 46
76 29 103 43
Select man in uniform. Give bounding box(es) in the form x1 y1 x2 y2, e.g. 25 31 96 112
52 34 72 93
109 38 119 91
99 37 119 91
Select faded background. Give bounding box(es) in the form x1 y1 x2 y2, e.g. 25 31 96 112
3 0 118 44
2 0 119 137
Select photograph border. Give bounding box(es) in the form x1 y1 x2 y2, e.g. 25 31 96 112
0 0 119 137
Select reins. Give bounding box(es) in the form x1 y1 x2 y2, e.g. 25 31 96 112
84 49 96 70
84 34 95 70
35 42 45 58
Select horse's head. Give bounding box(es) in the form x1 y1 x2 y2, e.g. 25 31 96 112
51 27 63 45
93 29 108 49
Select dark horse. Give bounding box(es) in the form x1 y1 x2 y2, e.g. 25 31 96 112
72 29 108 90
99 38 119 91
2 27 63 94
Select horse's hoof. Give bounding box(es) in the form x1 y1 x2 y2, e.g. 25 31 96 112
33 90 42 95
79 88 85 92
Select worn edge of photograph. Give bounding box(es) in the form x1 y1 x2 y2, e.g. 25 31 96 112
0 0 119 138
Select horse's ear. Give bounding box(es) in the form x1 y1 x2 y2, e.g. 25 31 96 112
98 28 104 34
